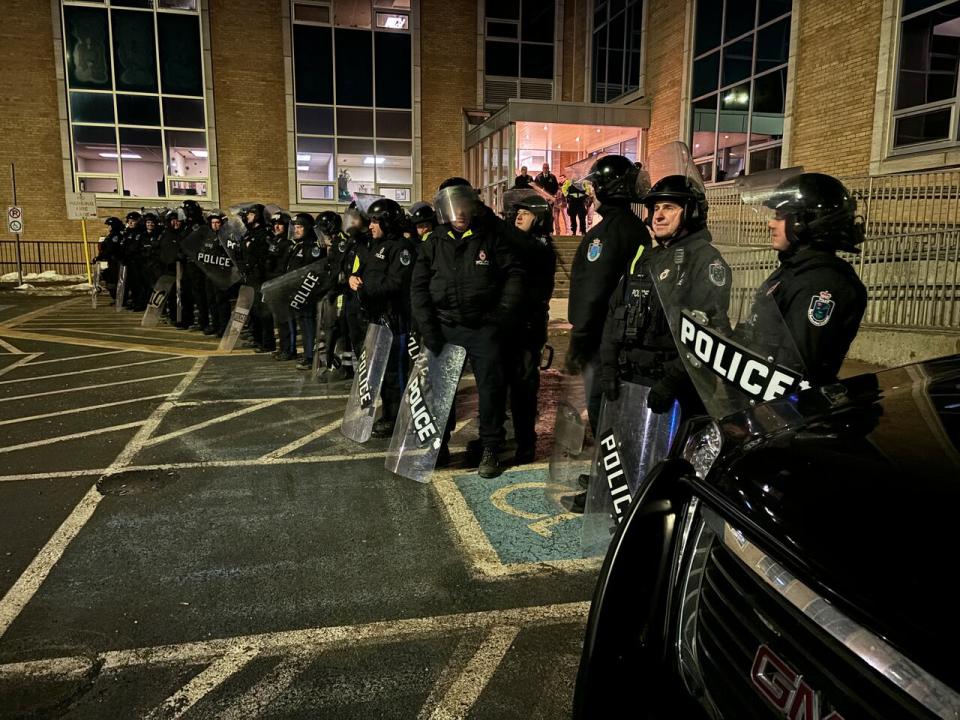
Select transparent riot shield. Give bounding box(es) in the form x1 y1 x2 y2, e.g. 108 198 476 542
340 322 395 443
312 299 325 373
218 285 255 352
114 263 127 313
385 344 468 483
92 262 106 309
546 365 593 511
174 260 183 325
141 275 176 328
580 382 680 557
260 261 328 324
180 227 242 290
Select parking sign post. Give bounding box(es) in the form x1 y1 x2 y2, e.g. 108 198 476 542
8 163 23 287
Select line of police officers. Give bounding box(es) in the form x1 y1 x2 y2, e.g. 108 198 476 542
93 154 866 486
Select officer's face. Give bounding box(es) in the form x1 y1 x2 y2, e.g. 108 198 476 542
293 223 305 239
210 218 221 231
652 202 683 239
542 164 550 174
520 166 527 176
769 217 790 251
451 211 470 232
416 222 432 237
370 219 384 239
273 222 286 235
169 218 181 230
145 220 155 232
246 211 258 225
126 219 138 229
515 209 536 233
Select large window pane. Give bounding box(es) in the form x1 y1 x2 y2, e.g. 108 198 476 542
163 97 205 128
297 136 335 182
79 177 120 193
64 6 111 91
521 43 554 80
722 35 754 87
693 50 720 97
896 3 960 110
158 13 203 96
294 25 333 104
166 129 207 177
605 11 626 97
375 32 411 108
294 3 330 22
694 0 722 56
691 94 718 182
756 17 789 73
117 94 161 125
751 68 786 141
337 107 374 137
724 0 756 41
72 124 118 174
375 142 412 185
376 109 411 138
302 185 336 200
627 3 643 89
335 0 371 28
336 29 373 105
69 92 114 124
893 108 952 146
488 21 518 38
486 40 520 76
111 10 158 93
119 127 164 197
758 0 790 24
521 0 554 43
296 106 334 135
487 0 520 20
337 137 375 155
592 26 607 102
749 145 781 172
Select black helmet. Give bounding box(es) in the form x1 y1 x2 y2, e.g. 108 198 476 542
181 199 204 225
764 173 864 253
512 194 551 235
366 198 405 235
125 211 142 223
143 212 159 225
104 216 124 233
291 212 317 238
438 176 471 191
243 203 266 227
315 210 342 237
408 201 436 227
207 210 227 225
269 210 290 232
583 155 643 203
642 175 709 232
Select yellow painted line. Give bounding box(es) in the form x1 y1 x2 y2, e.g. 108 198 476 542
0 328 246 357
0 298 84 329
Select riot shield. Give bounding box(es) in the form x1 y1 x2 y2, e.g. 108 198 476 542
141 275 176 328
114 263 128 312
546 367 592 511
218 285 255 351
312 299 325 373
580 382 680 557
385 344 468 483
340 322 395 443
92 261 106 309
260 260 328 324
175 260 183 325
180 227 242 290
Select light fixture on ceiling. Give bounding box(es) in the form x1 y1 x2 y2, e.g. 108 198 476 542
192 149 208 158
99 152 142 159
296 153 311 162
575 136 580 142
363 156 386 165
297 165 309 171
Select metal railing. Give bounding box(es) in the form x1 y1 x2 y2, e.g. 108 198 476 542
720 228 960 331
0 240 98 279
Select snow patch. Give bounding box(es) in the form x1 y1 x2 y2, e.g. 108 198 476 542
1 271 88 283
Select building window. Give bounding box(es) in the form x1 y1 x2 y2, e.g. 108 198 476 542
292 0 412 204
60 0 210 200
892 0 960 150
591 0 643 104
689 0 791 182
483 0 556 109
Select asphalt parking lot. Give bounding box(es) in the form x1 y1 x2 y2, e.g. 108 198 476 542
0 295 598 719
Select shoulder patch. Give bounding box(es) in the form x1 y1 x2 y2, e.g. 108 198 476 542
587 239 602 262
708 258 727 287
311 246 321 258
808 290 835 327
399 248 411 266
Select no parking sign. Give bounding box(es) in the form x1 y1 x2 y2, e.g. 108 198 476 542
7 206 23 234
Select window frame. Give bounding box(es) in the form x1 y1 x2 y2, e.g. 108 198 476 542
57 0 215 203
590 0 646 105
482 0 557 106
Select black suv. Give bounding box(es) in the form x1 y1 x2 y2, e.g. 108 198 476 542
573 349 960 718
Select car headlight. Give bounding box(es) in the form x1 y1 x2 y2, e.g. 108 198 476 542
681 421 722 479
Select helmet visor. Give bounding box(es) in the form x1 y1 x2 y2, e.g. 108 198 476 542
434 185 478 226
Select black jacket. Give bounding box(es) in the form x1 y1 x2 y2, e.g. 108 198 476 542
745 245 867 385
600 227 731 391
505 225 556 347
411 220 524 337
535 172 559 196
96 232 123 262
568 203 648 361
358 232 417 328
119 227 143 263
264 232 293 281
241 224 271 285
158 226 185 268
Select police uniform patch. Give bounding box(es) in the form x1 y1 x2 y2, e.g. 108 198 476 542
587 239 602 262
808 291 835 327
400 249 411 266
708 259 727 287
311 246 321 258
476 249 489 266
658 268 671 281
338 240 347 253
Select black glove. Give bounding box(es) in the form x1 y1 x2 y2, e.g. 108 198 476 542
647 379 677 414
601 377 620 402
422 330 445 356
564 338 588 375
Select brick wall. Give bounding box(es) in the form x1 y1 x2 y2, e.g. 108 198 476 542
0 0 76 243
561 0 588 102
419 0 477 198
787 0 883 176
643 0 686 159
209 0 289 210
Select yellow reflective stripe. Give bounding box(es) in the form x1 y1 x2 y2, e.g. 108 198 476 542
447 228 475 240
463 228 473 238
352 254 360 273
629 244 645 274
337 295 343 310
447 230 456 240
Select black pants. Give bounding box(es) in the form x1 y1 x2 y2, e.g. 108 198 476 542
586 353 603 437
187 264 208 328
254 292 276 350
343 293 367 356
506 335 543 449
205 279 231 336
276 314 297 355
440 323 506 451
380 328 410 423
296 309 317 362
568 206 587 235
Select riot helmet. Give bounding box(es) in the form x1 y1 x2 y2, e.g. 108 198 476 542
104 216 124 234
511 193 551 235
315 210 342 238
291 212 317 241
366 198 405 236
181 200 204 226
344 201 369 231
438 176 472 191
582 155 648 204
125 211 142 228
763 173 865 253
641 175 709 237
143 212 159 232
207 209 227 231
434 184 479 232
269 211 290 236
409 201 436 227
244 203 266 228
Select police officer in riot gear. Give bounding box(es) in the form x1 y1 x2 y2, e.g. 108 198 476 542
180 201 209 330
120 211 145 310
316 211 355 378
411 178 524 478
239 204 271 351
408 202 437 240
137 212 163 310
341 203 373 366
157 210 184 324
350 198 417 437
506 192 556 464
96 217 125 301
265 211 294 357
567 155 649 433
200 211 233 336
747 173 868 384
288 212 326 369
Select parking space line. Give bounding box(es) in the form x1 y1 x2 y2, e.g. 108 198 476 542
41 328 222 346
173 396 349 406
416 631 487 720
26 349 132 365
0 420 145 455
213 654 313 720
0 298 82 330
0 394 168 427
0 372 189 404
0 328 225 356
0 338 23 354
0 358 207 640
423 625 521 720
258 415 342 460
0 355 188 385
145 647 259 720
0 353 43 378
141 400 283 448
